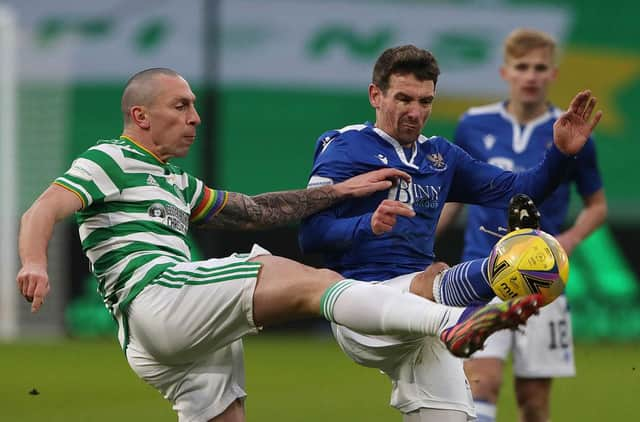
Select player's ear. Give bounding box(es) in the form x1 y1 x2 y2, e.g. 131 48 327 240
369 83 381 108
551 66 559 81
131 105 150 129
499 65 507 81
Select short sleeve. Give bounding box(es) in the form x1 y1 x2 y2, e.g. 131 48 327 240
189 175 229 223
54 147 122 209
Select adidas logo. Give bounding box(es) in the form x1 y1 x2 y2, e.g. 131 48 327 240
146 175 159 186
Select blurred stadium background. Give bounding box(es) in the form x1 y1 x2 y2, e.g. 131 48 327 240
1 0 638 420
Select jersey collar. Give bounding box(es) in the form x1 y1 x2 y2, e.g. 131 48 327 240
499 102 555 154
372 127 421 169
119 135 166 164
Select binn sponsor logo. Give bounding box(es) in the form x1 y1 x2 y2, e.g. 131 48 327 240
389 180 441 209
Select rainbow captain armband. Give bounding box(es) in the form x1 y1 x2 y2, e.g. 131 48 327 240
191 187 228 223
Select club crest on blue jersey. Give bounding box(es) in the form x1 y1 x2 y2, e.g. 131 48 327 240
427 153 447 171
483 134 496 150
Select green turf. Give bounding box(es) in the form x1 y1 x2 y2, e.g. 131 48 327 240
497 341 639 421
1 335 638 421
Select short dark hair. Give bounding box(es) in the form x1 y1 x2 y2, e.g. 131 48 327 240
372 45 440 92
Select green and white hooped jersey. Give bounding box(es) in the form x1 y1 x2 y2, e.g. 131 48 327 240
54 136 228 348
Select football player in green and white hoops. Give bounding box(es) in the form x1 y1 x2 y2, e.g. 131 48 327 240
18 68 543 422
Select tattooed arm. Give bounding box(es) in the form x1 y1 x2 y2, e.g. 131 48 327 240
202 187 338 230
199 168 411 230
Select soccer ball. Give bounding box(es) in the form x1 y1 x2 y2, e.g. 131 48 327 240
487 228 569 306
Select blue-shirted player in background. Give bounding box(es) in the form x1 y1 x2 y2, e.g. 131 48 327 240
438 29 607 422
299 45 602 421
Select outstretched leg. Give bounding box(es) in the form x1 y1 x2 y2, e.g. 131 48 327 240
250 255 458 337
250 255 542 358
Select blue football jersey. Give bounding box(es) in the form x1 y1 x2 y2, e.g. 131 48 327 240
454 102 603 260
299 122 572 281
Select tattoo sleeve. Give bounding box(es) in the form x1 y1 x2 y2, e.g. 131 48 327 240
199 186 341 230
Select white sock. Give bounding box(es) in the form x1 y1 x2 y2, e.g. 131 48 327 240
474 401 496 422
321 279 464 336
404 408 468 422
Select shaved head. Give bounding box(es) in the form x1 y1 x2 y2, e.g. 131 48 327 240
121 68 181 124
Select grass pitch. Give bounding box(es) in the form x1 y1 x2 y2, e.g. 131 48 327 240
2 334 638 421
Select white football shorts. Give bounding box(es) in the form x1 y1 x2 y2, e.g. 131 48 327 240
470 295 576 378
332 273 476 420
126 244 270 422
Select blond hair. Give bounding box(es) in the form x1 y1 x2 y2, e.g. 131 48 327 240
503 28 556 62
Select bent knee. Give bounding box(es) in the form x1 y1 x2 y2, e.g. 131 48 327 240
410 262 448 300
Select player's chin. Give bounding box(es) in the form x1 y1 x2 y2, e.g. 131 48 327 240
397 129 420 144
174 146 192 157
520 91 543 104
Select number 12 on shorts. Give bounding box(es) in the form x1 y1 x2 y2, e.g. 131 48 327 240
548 319 570 349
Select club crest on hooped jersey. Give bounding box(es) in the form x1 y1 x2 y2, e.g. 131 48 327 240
148 202 189 235
427 153 447 171
148 203 167 219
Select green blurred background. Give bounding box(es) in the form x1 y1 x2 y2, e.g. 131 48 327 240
53 0 640 340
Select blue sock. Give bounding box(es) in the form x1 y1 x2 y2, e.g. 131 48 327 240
474 400 497 422
436 258 495 306
457 303 482 323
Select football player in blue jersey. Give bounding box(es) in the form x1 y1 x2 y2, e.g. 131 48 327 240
299 44 602 421
438 29 607 422
18 68 548 422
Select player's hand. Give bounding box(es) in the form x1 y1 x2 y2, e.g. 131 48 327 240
371 199 416 235
17 264 50 313
553 90 603 155
335 168 411 198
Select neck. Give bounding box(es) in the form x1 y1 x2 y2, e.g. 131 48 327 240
373 124 417 147
506 101 548 124
121 131 167 163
